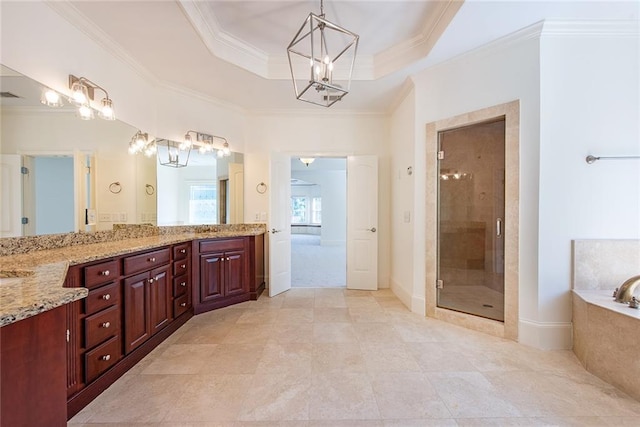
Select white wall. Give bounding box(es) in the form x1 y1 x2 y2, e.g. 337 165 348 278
409 26 543 345
389 88 417 309
397 21 639 349
537 29 640 326
245 112 391 288
291 168 347 246
157 163 217 225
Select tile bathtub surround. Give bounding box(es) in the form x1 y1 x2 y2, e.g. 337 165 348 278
0 223 266 257
69 289 640 426
572 239 640 291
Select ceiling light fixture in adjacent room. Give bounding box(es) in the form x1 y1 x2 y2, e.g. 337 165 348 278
68 75 115 120
287 0 359 107
300 157 315 167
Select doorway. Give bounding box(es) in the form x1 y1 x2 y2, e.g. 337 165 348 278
436 118 506 322
290 157 347 288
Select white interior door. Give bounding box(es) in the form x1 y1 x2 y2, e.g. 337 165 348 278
347 155 378 290
0 154 23 237
269 152 292 297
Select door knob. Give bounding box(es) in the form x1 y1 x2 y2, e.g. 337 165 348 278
271 228 280 234
367 227 377 233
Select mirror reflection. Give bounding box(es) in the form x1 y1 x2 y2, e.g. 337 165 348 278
0 65 244 237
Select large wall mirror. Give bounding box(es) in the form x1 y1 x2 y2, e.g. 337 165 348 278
0 65 244 238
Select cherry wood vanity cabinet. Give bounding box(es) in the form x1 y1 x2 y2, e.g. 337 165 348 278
1 305 68 427
66 244 193 419
196 238 250 313
172 242 192 317
122 247 172 354
194 234 265 314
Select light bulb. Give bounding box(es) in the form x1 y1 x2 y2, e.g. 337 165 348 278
217 149 224 158
77 104 94 120
99 98 115 120
70 82 88 105
41 89 63 107
323 55 330 64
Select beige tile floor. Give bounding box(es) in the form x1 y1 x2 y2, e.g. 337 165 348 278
69 288 640 426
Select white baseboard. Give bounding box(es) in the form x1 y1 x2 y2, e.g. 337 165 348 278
390 278 412 309
519 319 573 350
411 295 426 316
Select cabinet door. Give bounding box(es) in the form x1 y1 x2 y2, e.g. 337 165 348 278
225 250 248 297
200 253 224 303
124 272 150 354
149 265 171 334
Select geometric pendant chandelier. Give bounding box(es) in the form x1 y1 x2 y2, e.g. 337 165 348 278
287 0 359 107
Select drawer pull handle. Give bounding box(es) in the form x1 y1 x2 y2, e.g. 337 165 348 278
100 270 110 276
180 249 186 254
181 264 186 269
180 302 187 307
181 282 186 287
148 257 156 262
102 294 111 301
101 322 111 328
101 354 111 361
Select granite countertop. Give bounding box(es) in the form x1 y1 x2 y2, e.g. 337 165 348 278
0 229 265 327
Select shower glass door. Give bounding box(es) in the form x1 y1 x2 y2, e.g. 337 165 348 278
436 118 505 322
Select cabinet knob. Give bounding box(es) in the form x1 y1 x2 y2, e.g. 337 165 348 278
101 354 111 361
102 294 111 301
181 282 186 287
148 257 156 262
226 257 230 261
101 322 111 328
180 302 187 307
181 264 186 269
149 278 154 284
100 270 110 276
180 249 186 254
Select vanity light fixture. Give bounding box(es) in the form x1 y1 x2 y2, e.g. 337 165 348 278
40 88 63 107
184 130 231 158
128 131 157 157
287 0 359 107
300 157 315 167
68 75 115 121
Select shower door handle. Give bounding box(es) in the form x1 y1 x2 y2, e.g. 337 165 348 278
496 218 502 238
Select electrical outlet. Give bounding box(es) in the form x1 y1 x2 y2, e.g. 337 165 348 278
254 213 260 221
98 213 111 222
260 212 267 222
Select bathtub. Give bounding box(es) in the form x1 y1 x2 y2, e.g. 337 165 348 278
572 289 640 401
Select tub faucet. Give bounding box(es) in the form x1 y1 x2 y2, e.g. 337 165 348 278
615 274 640 303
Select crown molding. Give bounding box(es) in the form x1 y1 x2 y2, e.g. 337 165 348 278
248 107 388 117
156 80 247 116
1 106 76 115
44 1 159 86
386 77 415 115
540 20 639 37
374 0 464 79
178 0 269 78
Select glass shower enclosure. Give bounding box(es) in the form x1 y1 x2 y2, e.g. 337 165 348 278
436 118 506 322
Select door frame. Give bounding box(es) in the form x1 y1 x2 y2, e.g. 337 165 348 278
425 100 520 341
269 151 379 294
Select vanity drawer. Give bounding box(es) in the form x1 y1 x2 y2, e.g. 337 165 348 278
84 260 120 289
173 274 189 298
85 281 120 315
173 243 191 261
174 293 190 318
85 335 121 383
173 258 190 277
84 305 120 350
123 248 170 276
199 238 245 253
